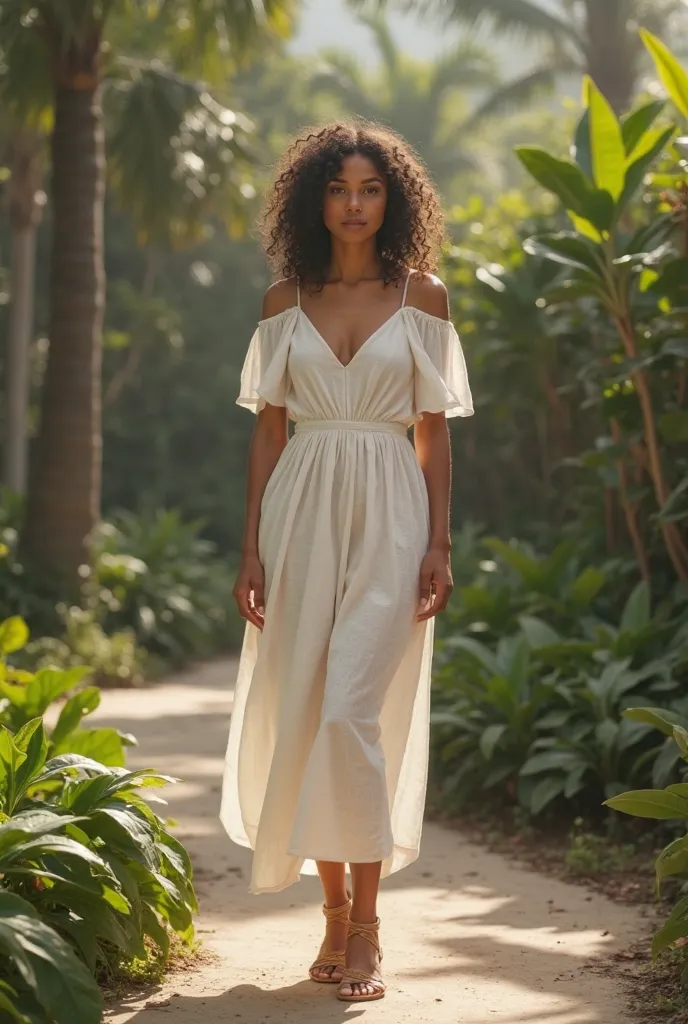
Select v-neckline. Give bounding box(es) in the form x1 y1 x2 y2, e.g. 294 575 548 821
300 307 404 370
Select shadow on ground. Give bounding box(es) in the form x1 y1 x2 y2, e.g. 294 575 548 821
100 661 641 1024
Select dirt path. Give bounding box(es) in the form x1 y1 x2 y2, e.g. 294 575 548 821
98 660 644 1024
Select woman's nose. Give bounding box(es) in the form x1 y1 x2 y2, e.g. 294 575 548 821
346 192 362 212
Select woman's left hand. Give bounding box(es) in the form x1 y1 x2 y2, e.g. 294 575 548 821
416 547 453 621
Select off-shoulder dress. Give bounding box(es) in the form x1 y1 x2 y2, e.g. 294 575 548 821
220 273 473 893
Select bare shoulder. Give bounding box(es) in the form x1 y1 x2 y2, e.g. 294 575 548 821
406 271 450 320
261 277 299 320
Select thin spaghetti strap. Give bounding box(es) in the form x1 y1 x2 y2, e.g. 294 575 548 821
296 278 301 309
400 269 412 308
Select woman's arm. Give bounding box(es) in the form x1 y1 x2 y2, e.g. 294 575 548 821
407 274 454 621
233 280 295 629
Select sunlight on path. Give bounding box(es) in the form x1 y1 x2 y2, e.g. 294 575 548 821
99 661 641 1024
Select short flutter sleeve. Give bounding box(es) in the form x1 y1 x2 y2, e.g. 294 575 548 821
405 308 474 419
236 308 298 414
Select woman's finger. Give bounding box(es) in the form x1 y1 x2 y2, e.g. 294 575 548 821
235 586 264 630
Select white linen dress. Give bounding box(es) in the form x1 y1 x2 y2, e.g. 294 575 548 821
220 274 473 894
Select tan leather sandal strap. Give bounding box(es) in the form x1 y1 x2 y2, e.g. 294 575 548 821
310 950 346 971
347 918 381 956
341 968 385 986
323 897 352 922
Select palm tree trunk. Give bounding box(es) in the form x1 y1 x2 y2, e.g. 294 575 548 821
4 132 44 495
584 0 639 113
21 79 105 585
5 225 36 495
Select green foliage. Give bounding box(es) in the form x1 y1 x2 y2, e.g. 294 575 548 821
605 710 688 976
513 48 688 582
431 531 688 817
0 615 197 1019
92 510 242 665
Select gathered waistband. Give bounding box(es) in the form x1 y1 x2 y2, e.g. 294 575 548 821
294 419 408 436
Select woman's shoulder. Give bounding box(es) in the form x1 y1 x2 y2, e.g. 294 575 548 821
261 277 299 321
405 271 450 321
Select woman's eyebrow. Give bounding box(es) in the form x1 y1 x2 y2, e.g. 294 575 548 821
329 176 384 184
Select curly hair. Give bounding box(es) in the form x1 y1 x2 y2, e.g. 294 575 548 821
260 120 444 288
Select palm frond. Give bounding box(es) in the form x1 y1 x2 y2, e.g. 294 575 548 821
308 58 381 123
351 0 583 47
428 39 500 106
155 0 296 76
462 63 562 129
105 60 255 247
355 11 400 76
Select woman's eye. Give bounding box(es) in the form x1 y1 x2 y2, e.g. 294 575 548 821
363 187 379 195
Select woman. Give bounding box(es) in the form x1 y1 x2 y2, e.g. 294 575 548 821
220 121 473 1003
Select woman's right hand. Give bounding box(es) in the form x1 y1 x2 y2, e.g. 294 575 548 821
233 553 266 631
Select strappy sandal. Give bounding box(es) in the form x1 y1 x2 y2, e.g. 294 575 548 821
337 917 386 1002
308 895 352 984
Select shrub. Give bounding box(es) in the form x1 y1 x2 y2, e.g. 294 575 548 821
605 707 688 986
0 616 197 1020
432 541 688 817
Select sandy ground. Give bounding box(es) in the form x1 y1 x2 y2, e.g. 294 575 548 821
96 659 646 1024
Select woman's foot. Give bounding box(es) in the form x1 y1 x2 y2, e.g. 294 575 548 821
337 918 385 1002
309 895 351 983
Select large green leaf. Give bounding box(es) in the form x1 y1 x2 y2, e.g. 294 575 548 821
0 892 102 1024
54 727 129 767
0 618 29 656
620 581 650 633
657 476 688 522
522 233 604 276
583 76 625 199
641 30 688 119
24 668 91 720
570 567 606 608
50 689 101 749
12 721 48 809
517 615 561 648
529 775 566 815
630 704 688 738
604 789 688 819
616 125 676 216
651 895 688 958
521 749 582 776
479 723 507 762
514 147 614 231
621 100 666 157
34 753 117 784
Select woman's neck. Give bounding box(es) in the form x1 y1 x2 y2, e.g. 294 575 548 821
326 239 382 286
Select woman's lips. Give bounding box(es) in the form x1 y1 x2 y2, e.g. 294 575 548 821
342 220 367 228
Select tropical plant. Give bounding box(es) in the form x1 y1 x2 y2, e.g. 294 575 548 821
432 548 688 817
364 0 688 114
514 36 688 581
0 614 136 762
0 0 294 586
431 632 560 808
0 613 197 1019
309 11 498 192
605 707 688 984
92 509 240 664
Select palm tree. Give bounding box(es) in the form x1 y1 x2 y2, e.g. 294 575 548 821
357 0 688 114
0 0 293 587
310 13 498 191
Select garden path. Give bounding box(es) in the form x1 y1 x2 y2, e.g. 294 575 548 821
99 659 645 1024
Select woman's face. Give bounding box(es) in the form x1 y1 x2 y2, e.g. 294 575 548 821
322 153 387 244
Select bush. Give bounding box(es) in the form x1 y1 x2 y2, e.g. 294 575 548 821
431 535 688 817
0 616 197 1020
605 707 688 987
91 509 242 666
0 496 244 681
